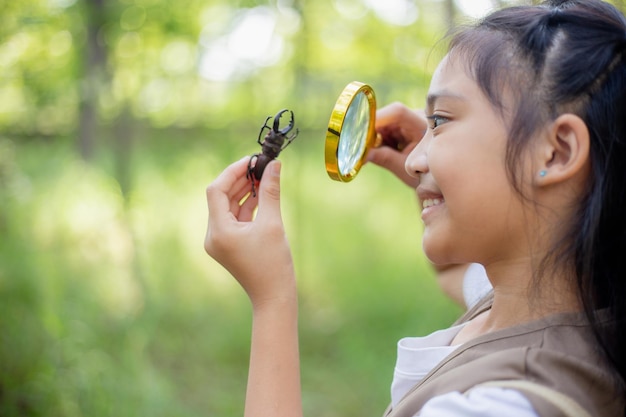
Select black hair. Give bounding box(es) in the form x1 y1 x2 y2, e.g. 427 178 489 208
448 0 626 409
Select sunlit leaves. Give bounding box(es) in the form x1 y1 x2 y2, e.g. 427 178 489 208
6 0 619 136
0 0 441 135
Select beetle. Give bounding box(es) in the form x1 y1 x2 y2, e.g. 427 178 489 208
247 108 299 197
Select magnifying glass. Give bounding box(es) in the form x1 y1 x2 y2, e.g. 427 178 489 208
325 81 382 182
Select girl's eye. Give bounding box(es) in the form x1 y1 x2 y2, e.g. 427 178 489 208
426 114 449 129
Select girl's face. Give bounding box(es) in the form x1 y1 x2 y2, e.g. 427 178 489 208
407 53 531 267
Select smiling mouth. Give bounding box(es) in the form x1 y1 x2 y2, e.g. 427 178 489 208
422 198 444 209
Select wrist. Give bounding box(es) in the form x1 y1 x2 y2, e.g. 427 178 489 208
251 289 298 315
249 270 298 314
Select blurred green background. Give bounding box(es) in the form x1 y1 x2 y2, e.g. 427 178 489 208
3 0 624 416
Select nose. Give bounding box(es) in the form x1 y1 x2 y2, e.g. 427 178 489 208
405 132 429 179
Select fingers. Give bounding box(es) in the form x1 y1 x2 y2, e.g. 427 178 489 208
369 103 426 187
238 187 259 222
206 157 255 257
368 145 420 188
256 160 282 224
376 103 426 130
375 103 427 148
208 156 250 197
206 157 283 228
207 157 253 223
205 157 285 261
229 176 256 218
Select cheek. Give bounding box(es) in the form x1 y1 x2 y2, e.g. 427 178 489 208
425 141 517 263
437 156 511 229
428 139 479 193
430 127 509 198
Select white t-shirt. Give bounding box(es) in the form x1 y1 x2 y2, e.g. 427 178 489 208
390 264 538 416
462 263 492 309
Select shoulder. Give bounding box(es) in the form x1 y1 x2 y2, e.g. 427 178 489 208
419 313 621 415
419 386 537 417
438 316 622 416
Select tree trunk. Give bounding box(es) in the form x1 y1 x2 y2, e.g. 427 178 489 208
78 0 107 160
445 0 455 31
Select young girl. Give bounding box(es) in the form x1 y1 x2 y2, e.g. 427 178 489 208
204 0 626 415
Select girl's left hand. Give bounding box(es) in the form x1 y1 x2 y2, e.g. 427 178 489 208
367 102 427 188
204 157 296 308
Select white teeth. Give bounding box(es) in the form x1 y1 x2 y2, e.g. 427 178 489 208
423 198 443 209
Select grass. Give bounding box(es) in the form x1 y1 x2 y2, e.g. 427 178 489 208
0 128 461 417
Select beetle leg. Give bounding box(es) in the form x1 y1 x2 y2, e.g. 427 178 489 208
257 117 272 145
247 154 259 197
281 128 299 150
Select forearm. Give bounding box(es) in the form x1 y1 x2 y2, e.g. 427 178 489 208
245 294 302 417
205 158 302 416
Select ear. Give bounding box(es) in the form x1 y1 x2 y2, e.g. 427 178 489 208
534 114 590 187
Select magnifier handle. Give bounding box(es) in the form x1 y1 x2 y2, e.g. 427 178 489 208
374 133 384 148
375 132 409 152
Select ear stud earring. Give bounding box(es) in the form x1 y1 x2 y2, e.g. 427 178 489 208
539 170 547 177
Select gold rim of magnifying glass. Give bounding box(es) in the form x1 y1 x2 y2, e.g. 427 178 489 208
325 81 376 182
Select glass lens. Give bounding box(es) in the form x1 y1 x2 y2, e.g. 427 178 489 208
338 91 370 176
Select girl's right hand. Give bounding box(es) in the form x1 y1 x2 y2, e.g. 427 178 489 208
204 157 296 309
206 157 303 417
367 102 427 188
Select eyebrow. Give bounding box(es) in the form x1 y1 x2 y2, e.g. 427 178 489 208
426 91 467 110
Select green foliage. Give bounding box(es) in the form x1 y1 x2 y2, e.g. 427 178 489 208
3 0 626 415
3 0 625 137
0 0 539 415
1 0 454 137
0 131 461 416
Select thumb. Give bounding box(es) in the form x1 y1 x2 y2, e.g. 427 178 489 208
367 146 420 188
256 160 282 220
368 146 407 175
